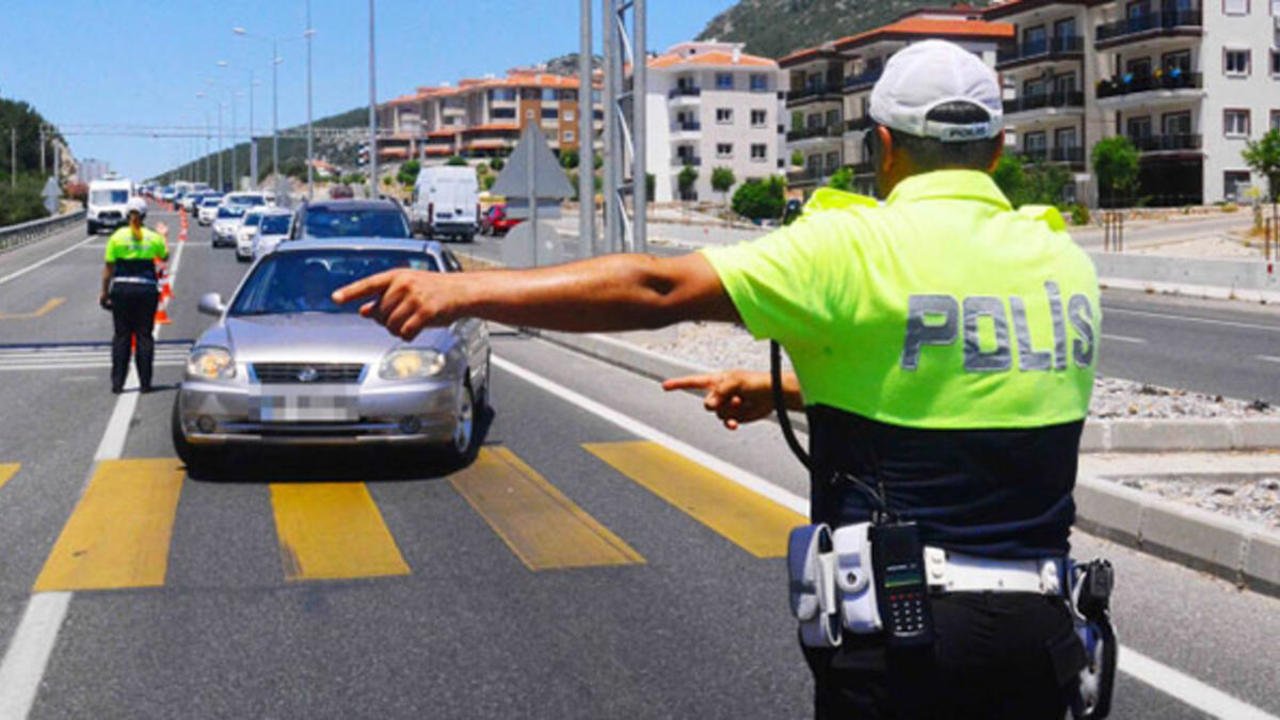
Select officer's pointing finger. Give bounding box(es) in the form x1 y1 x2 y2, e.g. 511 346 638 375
332 270 394 305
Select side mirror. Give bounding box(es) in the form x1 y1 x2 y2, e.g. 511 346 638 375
198 292 226 317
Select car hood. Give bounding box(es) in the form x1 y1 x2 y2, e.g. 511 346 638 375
219 314 453 364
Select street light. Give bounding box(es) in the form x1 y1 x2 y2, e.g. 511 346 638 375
367 0 378 199
197 89 225 191
234 21 316 199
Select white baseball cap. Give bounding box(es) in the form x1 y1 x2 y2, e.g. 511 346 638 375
126 198 148 216
868 39 1003 142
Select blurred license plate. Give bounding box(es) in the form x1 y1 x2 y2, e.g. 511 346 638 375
252 387 358 422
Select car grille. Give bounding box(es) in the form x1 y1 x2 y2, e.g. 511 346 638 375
98 211 122 221
252 363 365 384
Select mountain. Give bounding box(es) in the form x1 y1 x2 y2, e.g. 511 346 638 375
696 0 988 59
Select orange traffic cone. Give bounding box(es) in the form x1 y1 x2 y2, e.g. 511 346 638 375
160 281 173 303
155 302 172 326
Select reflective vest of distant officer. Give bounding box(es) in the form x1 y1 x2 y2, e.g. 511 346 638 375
100 198 169 394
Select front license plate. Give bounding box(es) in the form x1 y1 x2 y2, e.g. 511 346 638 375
252 386 358 422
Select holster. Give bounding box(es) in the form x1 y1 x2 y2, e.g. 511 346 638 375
787 524 841 648
1069 559 1117 719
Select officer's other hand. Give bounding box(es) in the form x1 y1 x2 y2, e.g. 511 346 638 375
154 221 170 237
662 370 775 430
331 269 454 342
98 292 112 310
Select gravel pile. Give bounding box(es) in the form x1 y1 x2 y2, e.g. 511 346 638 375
1109 474 1280 528
636 322 1274 420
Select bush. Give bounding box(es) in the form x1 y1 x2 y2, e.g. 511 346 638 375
677 165 698 199
1091 136 1140 208
0 176 49 225
489 157 505 172
560 148 580 169
1068 203 1090 226
731 176 786 221
446 156 468 167
828 166 854 192
482 175 496 191
991 155 1027 205
790 150 804 167
710 166 736 200
397 159 421 186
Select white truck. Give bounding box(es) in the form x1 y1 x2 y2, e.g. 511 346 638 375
410 165 479 242
86 176 135 235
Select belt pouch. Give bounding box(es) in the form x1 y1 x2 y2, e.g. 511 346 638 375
833 522 882 634
788 524 841 648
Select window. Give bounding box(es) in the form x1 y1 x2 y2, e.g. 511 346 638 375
751 109 767 127
563 131 575 143
1271 49 1280 75
1225 49 1250 76
1162 50 1192 73
542 89 558 102
1022 24 1047 50
564 110 575 122
1224 171 1252 200
1125 57 1153 77
825 108 841 127
492 108 516 120
751 143 768 161
1054 127 1078 148
825 151 841 172
749 74 769 92
716 108 733 124
716 143 733 158
1224 108 1250 136
807 114 823 129
1163 111 1192 135
1053 17 1077 39
490 89 517 102
1126 115 1152 138
1023 131 1048 157
1272 110 1280 131
1222 0 1249 14
541 108 559 120
716 73 734 90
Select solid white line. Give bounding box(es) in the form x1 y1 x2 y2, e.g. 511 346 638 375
1105 307 1280 334
1119 646 1278 720
491 351 1278 720
0 593 72 719
0 230 188 719
1258 356 1280 365
0 234 95 287
1102 333 1148 345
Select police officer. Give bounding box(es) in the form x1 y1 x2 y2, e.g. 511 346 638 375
100 198 170 394
333 40 1099 719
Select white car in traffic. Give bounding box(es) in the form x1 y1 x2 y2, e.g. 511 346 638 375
197 196 222 225
251 209 294 260
235 209 266 262
211 206 246 248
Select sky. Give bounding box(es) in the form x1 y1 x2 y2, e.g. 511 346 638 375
0 0 735 180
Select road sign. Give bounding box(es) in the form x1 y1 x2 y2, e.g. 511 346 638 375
492 124 574 268
41 177 60 215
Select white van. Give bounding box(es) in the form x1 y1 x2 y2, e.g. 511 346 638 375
86 177 135 235
411 165 479 242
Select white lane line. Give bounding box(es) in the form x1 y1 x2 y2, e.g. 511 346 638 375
0 234 96 287
1258 356 1280 365
491 352 1279 720
1102 333 1148 345
1120 647 1277 720
1105 307 1280 334
0 235 186 719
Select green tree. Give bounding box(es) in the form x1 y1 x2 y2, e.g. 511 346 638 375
731 176 786 221
1242 128 1280 220
711 166 736 203
1091 136 1140 208
790 149 804 167
560 148 580 169
828 166 854 192
483 175 496 191
397 159 421 186
1023 160 1071 207
677 165 699 200
490 156 506 172
991 154 1028 205
446 155 469 167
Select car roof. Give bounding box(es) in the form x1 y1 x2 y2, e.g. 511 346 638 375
303 199 402 212
276 237 440 255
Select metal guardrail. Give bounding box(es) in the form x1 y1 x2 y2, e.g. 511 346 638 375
0 210 86 255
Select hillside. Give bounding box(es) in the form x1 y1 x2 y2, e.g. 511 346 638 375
0 96 65 224
696 0 988 59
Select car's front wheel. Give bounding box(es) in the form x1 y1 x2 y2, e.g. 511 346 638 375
439 379 478 465
171 399 223 480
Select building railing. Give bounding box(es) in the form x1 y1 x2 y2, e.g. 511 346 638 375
997 35 1085 64
1003 91 1085 114
787 125 842 142
671 120 702 132
668 86 702 99
1051 146 1086 163
1096 8 1202 43
0 210 86 255
672 156 702 167
1129 133 1202 152
843 68 884 91
846 116 875 132
1096 70 1202 98
787 82 843 102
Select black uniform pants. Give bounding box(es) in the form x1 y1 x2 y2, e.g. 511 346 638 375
110 290 159 392
804 592 1084 719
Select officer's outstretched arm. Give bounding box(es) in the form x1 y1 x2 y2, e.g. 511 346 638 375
663 370 803 430
332 252 740 341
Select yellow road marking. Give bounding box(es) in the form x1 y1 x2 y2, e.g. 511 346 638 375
0 463 18 491
270 483 410 582
34 459 184 592
584 441 807 558
450 447 644 571
0 297 65 320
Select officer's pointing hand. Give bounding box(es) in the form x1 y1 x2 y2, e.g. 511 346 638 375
332 269 457 342
154 221 170 238
662 371 777 430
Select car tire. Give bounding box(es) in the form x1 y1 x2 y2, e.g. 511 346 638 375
87 222 97 235
171 399 224 480
439 379 478 466
462 233 475 244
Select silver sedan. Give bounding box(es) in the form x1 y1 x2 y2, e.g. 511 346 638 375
172 238 490 476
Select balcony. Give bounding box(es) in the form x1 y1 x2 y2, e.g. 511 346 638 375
1021 146 1085 166
671 120 702 133
1095 8 1202 46
668 86 702 100
1096 71 1202 99
672 156 702 167
996 35 1084 67
1129 133 1202 153
846 116 875 132
787 167 829 187
843 68 884 92
787 82 843 104
1002 91 1085 115
786 125 842 142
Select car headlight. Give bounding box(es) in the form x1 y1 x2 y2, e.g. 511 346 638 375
186 346 236 380
379 349 446 380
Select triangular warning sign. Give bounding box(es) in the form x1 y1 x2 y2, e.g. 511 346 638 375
490 123 574 200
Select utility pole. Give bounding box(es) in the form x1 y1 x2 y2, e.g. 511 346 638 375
10 128 16 188
368 0 379 199
39 126 46 177
217 101 224 191
231 92 239 190
578 0 595 256
249 69 258 185
272 39 280 183
306 0 315 198
601 0 617 251
601 0 647 253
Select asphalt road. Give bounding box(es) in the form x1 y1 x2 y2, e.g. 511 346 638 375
462 230 1280 404
0 215 1277 718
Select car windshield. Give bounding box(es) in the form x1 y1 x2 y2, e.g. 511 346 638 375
230 195 265 207
201 198 221 207
260 215 291 234
217 206 243 219
229 249 440 316
303 208 410 238
90 190 129 205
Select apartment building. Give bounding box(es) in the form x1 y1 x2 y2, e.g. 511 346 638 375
377 70 602 163
644 41 788 202
781 9 1013 193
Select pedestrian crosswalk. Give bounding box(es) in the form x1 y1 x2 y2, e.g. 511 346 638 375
0 344 190 373
19 441 806 593
0 463 18 491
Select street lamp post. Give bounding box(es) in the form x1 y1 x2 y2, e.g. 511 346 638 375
306 0 316 198
235 24 313 196
367 0 378 199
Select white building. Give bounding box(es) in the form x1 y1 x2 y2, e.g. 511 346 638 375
988 0 1280 205
645 41 788 203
